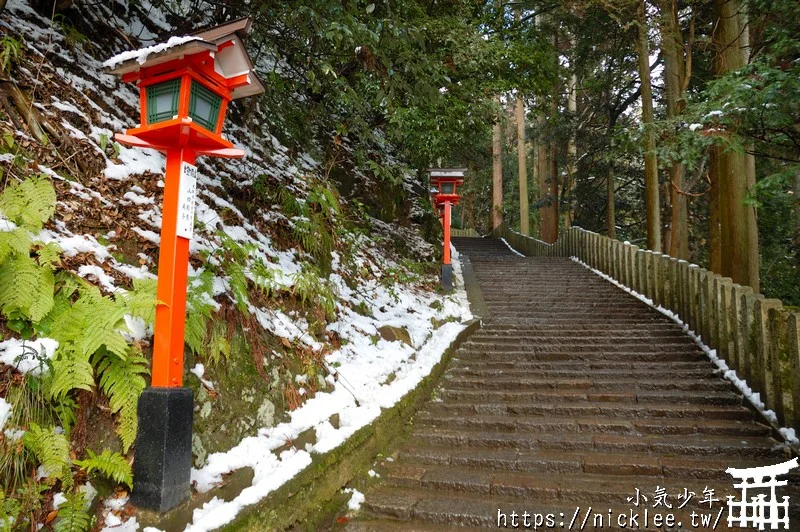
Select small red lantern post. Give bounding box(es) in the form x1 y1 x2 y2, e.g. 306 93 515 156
105 18 264 512
429 168 465 291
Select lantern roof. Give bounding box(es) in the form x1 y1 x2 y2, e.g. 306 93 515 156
429 167 467 178
104 17 264 100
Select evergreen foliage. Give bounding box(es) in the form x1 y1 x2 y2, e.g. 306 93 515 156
22 423 71 486
52 492 91 532
74 449 133 489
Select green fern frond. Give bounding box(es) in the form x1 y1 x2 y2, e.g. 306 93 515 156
185 311 209 356
29 267 55 323
185 270 215 355
96 352 148 452
207 320 231 366
53 492 91 532
36 241 62 269
22 423 71 482
125 278 158 325
50 297 88 346
0 227 31 263
74 449 132 489
227 261 249 312
49 345 94 399
80 295 128 358
0 254 39 319
0 175 56 231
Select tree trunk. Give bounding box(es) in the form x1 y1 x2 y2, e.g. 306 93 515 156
516 94 529 235
660 0 689 260
709 149 722 273
515 9 529 236
492 97 503 230
794 170 800 249
637 0 661 251
564 35 578 228
740 7 760 291
538 30 559 244
537 112 552 241
607 164 616 239
713 0 759 291
564 75 577 228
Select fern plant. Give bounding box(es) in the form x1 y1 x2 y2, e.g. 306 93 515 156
95 350 148 452
74 449 132 489
53 492 91 532
0 35 21 74
0 488 22 532
291 264 338 320
22 423 71 487
0 175 56 231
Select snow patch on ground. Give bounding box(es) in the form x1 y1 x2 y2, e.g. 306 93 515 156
179 258 472 531
0 397 11 432
345 488 365 511
0 337 59 376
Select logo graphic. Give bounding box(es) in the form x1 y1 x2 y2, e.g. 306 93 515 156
726 457 798 530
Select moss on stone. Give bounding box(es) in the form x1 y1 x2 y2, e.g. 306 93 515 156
216 320 480 531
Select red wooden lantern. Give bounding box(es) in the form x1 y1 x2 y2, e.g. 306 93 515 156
430 169 464 208
429 168 466 291
107 19 265 158
105 18 264 513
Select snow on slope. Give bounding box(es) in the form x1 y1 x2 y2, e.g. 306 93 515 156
0 1 472 530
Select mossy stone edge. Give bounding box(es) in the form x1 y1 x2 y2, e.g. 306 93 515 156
220 319 481 531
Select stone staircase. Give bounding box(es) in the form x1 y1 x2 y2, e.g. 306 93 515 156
344 237 798 530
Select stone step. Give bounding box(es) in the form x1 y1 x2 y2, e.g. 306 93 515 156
349 239 796 529
414 413 770 437
420 401 756 421
397 445 789 481
409 428 786 459
447 366 719 380
480 318 676 327
360 486 745 530
453 351 706 363
438 388 743 406
462 340 698 353
477 323 686 334
382 463 740 504
442 376 733 393
449 359 714 372
468 333 694 344
345 519 483 531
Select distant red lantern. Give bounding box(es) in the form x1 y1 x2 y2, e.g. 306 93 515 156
429 168 466 291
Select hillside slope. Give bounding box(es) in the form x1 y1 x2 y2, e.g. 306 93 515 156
0 1 470 530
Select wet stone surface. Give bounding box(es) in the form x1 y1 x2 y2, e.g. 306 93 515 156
342 237 798 530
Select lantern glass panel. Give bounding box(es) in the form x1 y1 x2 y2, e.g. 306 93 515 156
441 182 455 194
146 79 181 125
189 81 222 132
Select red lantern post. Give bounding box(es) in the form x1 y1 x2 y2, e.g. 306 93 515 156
105 18 264 512
429 168 465 291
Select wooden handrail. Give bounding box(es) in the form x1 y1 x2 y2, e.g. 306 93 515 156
491 223 800 434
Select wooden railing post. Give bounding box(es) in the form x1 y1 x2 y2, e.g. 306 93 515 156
731 285 753 376
767 307 793 426
751 299 783 419
698 270 713 346
687 265 699 332
716 279 734 363
628 245 639 292
741 293 763 386
788 313 800 429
